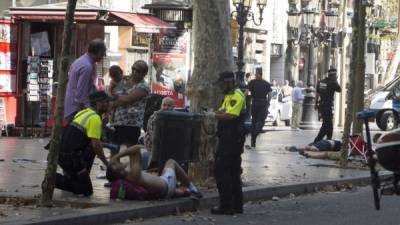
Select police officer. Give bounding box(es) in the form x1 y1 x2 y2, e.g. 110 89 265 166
211 71 246 215
55 91 110 196
313 68 341 143
248 70 272 148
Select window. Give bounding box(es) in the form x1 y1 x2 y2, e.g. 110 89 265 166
131 32 150 47
270 44 282 57
104 32 110 50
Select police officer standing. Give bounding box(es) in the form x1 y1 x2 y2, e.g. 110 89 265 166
313 68 341 143
211 71 246 215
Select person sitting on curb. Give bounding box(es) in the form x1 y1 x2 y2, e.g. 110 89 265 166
287 139 342 160
106 145 203 199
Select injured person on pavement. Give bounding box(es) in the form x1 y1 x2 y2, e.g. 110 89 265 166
287 139 342 160
106 145 203 200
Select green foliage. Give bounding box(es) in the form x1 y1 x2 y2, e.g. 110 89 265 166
382 0 399 17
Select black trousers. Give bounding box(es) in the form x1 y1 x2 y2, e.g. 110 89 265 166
114 126 141 146
245 95 252 122
314 106 333 143
214 154 243 210
55 147 96 196
251 99 268 147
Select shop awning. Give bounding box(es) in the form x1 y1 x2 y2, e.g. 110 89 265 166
9 2 102 22
109 12 175 33
9 2 176 33
11 12 98 21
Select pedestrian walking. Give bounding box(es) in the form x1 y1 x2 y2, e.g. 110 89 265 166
55 91 111 196
291 81 304 131
248 70 272 148
281 80 293 98
64 39 107 123
271 79 277 87
211 71 246 215
313 68 341 143
244 72 252 122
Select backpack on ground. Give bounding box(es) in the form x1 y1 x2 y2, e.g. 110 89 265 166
110 179 149 200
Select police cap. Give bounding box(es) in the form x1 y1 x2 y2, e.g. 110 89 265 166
89 91 113 102
328 68 337 77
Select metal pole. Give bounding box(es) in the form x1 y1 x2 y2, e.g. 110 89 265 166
300 33 318 129
308 37 314 86
237 20 245 72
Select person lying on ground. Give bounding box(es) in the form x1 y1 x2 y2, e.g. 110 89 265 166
106 145 203 199
287 139 342 160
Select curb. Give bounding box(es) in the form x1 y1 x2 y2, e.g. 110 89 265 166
4 175 387 225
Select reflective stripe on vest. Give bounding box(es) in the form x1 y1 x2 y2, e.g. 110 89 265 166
70 112 97 134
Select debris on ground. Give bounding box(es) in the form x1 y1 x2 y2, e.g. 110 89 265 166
272 196 280 201
12 158 37 163
0 210 7 217
21 184 39 188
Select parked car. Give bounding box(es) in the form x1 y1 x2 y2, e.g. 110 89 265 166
368 77 400 131
265 87 292 126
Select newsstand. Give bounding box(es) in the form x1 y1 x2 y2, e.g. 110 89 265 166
153 111 203 171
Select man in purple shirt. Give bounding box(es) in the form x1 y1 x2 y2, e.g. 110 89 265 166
64 39 107 122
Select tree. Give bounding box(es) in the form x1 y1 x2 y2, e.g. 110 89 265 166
187 0 234 183
341 0 366 166
351 1 367 134
41 0 78 206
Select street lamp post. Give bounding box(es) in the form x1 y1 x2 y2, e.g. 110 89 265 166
286 2 339 129
300 5 320 129
231 0 267 87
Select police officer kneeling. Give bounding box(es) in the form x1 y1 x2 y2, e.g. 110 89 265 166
211 71 246 215
55 91 110 196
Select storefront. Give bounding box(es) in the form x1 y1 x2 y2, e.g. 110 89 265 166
8 2 174 135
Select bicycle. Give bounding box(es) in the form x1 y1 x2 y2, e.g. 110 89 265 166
357 110 400 210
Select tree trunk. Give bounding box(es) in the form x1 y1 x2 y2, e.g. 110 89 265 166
41 0 77 206
285 41 299 82
351 2 366 134
338 0 348 127
340 0 361 166
187 0 234 184
284 41 293 81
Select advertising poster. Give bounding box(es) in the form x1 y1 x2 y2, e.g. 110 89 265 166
151 30 190 108
0 20 17 95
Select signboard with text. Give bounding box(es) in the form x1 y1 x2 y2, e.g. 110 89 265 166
151 30 190 108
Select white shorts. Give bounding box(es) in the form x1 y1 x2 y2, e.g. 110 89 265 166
160 168 177 198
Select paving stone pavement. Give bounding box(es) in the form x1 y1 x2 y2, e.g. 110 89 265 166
0 125 379 224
